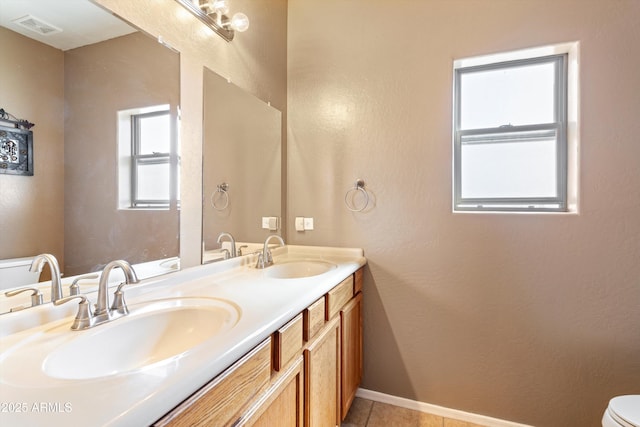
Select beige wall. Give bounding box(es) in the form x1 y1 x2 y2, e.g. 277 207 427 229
27 0 637 425
63 32 180 275
287 1 640 426
0 28 64 267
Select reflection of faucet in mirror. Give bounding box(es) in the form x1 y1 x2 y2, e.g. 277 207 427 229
0 1 180 316
256 235 285 269
4 287 44 311
30 254 63 303
216 232 237 257
95 260 139 323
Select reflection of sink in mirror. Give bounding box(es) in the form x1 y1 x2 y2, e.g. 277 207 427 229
0 1 180 315
0 280 99 316
42 298 240 380
265 261 337 279
0 258 183 315
203 250 229 264
159 257 180 270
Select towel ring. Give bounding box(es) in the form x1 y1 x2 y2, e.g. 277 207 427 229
211 182 229 211
345 179 369 212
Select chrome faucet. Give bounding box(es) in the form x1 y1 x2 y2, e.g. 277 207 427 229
53 294 94 330
94 260 139 323
53 259 138 330
30 254 63 303
256 234 285 269
216 232 237 258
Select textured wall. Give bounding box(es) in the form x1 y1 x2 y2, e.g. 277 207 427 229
287 1 640 426
0 28 64 267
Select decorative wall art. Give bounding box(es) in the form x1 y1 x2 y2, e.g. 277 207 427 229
0 108 35 176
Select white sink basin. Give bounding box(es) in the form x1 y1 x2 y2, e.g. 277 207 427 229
0 297 241 384
265 260 337 279
44 297 240 380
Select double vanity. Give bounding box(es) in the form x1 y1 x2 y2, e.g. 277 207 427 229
0 244 366 427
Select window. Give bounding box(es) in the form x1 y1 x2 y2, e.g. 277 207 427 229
131 111 171 208
453 49 571 212
118 105 179 209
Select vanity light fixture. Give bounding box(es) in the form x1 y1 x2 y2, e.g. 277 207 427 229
175 0 249 42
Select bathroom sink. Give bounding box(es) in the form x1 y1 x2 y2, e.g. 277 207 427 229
41 297 241 380
0 297 242 386
265 260 337 279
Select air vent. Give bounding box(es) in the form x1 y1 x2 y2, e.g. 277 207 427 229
12 15 62 36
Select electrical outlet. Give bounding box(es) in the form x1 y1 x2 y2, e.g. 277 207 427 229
303 217 314 230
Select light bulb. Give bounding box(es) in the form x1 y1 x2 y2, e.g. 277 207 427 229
230 12 249 32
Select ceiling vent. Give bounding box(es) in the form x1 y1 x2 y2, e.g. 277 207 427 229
12 15 62 36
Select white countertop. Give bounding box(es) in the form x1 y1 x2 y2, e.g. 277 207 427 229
0 245 366 427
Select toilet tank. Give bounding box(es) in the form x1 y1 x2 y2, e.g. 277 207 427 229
0 257 41 291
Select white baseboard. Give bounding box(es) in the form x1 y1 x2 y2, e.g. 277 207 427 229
355 388 534 427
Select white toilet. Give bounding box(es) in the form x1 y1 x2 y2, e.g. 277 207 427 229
603 395 640 427
0 256 41 291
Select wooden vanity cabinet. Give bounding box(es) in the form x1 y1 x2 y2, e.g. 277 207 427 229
239 355 304 427
304 267 364 424
153 267 364 427
154 339 272 427
340 292 362 418
304 316 341 427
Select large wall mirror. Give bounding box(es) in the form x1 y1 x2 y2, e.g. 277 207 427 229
202 67 281 262
0 0 180 313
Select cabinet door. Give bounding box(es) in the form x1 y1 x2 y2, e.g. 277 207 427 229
340 292 362 420
304 316 340 427
242 356 304 427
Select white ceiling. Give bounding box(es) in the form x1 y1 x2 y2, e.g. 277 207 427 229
0 0 136 50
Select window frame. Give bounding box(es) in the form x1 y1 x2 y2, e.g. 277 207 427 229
453 53 568 212
130 110 172 209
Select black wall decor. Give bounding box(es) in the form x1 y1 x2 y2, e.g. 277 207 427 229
0 109 35 176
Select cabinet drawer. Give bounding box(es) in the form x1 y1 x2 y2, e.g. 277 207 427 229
273 314 303 372
354 267 364 294
326 275 354 320
155 339 272 427
303 297 326 341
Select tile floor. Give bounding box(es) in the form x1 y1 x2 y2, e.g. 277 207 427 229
342 398 488 427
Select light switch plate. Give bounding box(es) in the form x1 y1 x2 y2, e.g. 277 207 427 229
295 217 305 231
262 216 279 230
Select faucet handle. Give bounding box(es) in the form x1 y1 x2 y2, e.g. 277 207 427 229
4 287 44 308
70 273 100 296
255 252 267 269
110 282 130 316
238 245 248 256
54 295 94 330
